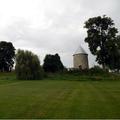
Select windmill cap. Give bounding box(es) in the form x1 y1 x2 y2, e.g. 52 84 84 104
74 46 87 55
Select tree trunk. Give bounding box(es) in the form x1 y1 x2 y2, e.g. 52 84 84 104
102 63 106 70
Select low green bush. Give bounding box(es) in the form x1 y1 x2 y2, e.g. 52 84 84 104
89 66 108 75
66 66 108 76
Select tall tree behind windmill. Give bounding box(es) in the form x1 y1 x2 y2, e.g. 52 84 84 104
84 15 120 71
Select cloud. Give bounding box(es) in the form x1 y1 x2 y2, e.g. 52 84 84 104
0 0 119 67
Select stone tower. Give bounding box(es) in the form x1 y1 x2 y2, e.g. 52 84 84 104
73 46 89 69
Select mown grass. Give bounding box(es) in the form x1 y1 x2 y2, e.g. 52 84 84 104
0 72 120 118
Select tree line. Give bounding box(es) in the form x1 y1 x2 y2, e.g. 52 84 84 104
0 41 64 79
0 15 120 79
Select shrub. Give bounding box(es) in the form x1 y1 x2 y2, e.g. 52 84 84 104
15 49 44 80
66 66 108 76
43 53 64 72
89 66 107 74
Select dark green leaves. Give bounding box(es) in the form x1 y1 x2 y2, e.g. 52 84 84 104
43 53 64 72
84 15 120 71
15 49 43 80
0 41 15 72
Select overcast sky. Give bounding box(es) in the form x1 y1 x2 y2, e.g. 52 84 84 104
0 0 120 68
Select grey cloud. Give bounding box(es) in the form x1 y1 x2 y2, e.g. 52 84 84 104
1 0 120 67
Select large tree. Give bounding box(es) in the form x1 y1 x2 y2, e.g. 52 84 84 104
0 41 15 72
15 49 43 80
84 15 119 69
43 53 64 72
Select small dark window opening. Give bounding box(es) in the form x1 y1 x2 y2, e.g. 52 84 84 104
79 65 82 69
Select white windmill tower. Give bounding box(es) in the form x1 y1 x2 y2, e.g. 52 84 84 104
73 45 89 69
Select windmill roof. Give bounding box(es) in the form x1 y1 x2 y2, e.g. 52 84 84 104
74 45 87 55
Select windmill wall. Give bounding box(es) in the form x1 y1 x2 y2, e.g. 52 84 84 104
73 53 89 69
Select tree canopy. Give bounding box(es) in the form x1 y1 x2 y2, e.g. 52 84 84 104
43 53 64 72
108 35 120 71
15 49 43 80
0 41 15 72
84 15 120 70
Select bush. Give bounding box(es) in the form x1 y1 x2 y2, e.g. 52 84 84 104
43 53 64 72
15 49 44 80
89 66 107 74
66 66 108 76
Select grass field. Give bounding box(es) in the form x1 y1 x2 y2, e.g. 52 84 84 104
0 72 120 118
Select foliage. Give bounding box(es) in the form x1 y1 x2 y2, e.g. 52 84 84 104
67 66 108 76
15 49 44 80
108 35 120 72
0 41 15 72
89 65 108 74
43 53 64 72
84 15 119 70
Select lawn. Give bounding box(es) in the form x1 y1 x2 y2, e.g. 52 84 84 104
0 72 120 118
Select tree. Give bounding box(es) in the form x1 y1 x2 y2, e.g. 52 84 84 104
84 15 118 69
43 53 64 72
15 49 44 80
0 41 15 72
108 35 120 72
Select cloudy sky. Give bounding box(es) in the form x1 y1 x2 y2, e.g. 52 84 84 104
0 0 120 67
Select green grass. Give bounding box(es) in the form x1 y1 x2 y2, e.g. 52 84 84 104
0 72 120 118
